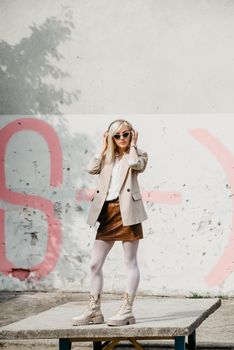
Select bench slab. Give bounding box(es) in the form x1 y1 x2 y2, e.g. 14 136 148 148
0 298 221 340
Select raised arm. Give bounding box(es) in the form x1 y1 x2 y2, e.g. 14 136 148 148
128 145 148 173
127 129 148 173
86 130 108 175
87 153 103 175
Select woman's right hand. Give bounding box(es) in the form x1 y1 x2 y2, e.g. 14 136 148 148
100 130 108 155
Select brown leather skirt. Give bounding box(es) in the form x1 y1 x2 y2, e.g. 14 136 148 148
95 198 143 241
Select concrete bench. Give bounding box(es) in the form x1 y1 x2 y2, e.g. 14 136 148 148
0 297 221 350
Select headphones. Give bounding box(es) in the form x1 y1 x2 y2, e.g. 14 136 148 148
107 119 133 133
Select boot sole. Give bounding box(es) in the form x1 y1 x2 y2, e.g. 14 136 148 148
73 315 104 326
107 316 136 326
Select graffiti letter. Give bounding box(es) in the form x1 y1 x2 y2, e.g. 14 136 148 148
0 118 63 280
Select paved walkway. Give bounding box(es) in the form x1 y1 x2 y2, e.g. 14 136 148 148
0 292 233 349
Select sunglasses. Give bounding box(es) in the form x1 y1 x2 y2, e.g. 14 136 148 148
113 131 130 140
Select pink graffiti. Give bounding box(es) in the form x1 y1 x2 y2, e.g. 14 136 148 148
76 189 182 204
76 189 96 202
0 118 63 280
190 128 234 286
142 190 182 204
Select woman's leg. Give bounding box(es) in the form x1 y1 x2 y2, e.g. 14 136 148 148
90 239 115 294
106 240 140 326
122 240 140 294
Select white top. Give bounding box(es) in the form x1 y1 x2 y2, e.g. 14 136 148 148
94 152 139 201
105 156 123 200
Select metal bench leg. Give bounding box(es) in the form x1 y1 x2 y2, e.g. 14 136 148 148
188 330 196 350
175 336 185 350
101 339 121 350
129 338 145 350
59 338 71 350
93 341 103 350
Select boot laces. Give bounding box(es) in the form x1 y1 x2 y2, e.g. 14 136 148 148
87 294 98 310
118 295 131 313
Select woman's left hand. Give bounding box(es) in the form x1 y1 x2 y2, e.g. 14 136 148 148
131 129 138 145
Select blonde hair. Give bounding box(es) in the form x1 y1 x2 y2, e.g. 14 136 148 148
104 119 133 164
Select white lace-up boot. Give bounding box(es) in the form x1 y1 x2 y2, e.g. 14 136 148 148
72 293 104 326
107 292 136 326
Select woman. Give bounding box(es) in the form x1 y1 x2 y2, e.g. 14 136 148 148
73 119 148 326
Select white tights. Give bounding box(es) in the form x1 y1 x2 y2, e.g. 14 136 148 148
89 240 140 295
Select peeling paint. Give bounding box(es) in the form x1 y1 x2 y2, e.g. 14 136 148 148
11 269 30 280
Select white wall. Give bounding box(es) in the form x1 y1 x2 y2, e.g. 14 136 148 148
1 115 234 296
1 0 234 295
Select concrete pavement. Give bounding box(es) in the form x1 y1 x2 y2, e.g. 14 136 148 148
0 292 233 349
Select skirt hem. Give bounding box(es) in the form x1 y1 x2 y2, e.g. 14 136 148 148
95 237 144 241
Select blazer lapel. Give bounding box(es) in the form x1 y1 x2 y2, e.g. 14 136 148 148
118 151 130 192
104 161 114 191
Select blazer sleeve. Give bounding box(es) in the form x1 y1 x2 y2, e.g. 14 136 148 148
128 146 148 173
86 154 103 175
